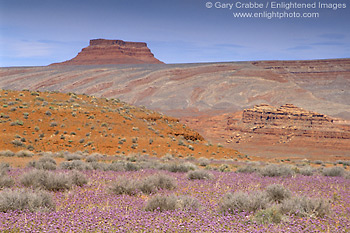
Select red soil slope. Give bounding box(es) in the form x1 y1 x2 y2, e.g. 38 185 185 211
0 89 243 160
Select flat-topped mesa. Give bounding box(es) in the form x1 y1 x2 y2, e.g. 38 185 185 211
51 38 164 65
242 104 334 126
89 39 147 48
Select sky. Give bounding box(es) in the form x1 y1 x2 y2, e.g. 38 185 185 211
0 0 349 66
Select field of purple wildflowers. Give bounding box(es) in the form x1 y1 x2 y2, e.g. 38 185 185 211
1 162 349 232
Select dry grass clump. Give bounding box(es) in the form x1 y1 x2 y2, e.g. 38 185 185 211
144 194 200 212
219 191 269 214
27 156 57 170
0 150 15 157
236 164 260 174
161 162 197 173
140 173 177 193
109 173 177 196
279 196 330 218
59 161 93 171
219 183 330 224
109 177 140 196
297 166 315 176
186 170 213 180
197 157 210 167
15 150 34 157
0 163 11 174
20 169 88 191
322 167 345 177
259 164 295 177
265 184 291 203
85 153 103 163
0 189 55 212
64 153 82 161
0 163 14 189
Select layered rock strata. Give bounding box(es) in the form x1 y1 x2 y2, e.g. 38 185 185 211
51 39 163 65
227 104 350 140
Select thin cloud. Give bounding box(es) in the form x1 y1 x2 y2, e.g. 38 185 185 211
312 41 345 46
287 45 312 51
319 33 346 40
215 43 246 49
11 40 52 58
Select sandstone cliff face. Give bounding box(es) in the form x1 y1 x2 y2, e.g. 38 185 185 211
242 104 334 127
227 104 350 140
51 39 163 65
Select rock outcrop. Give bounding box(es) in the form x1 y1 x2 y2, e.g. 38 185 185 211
227 104 350 140
51 39 164 65
241 104 334 127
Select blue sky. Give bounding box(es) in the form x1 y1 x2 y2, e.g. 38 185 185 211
0 0 349 66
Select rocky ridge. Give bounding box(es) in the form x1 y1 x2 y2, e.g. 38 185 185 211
1 58 349 158
51 39 163 65
241 104 334 127
226 103 350 144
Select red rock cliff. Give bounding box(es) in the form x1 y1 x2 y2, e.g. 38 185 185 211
51 39 164 65
227 104 350 140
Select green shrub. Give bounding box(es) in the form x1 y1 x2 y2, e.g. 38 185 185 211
11 140 24 147
254 206 283 224
10 120 24 126
336 160 350 166
0 189 55 212
219 164 231 172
